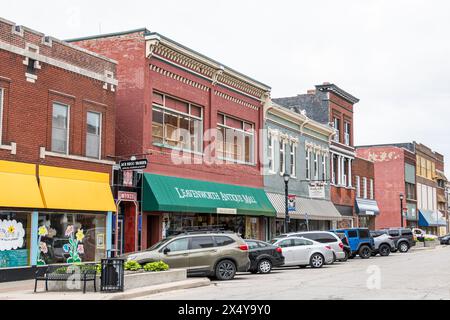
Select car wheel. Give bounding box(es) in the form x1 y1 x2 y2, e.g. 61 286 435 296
257 259 272 274
215 260 236 281
310 253 324 268
340 251 349 262
379 244 391 256
359 245 371 259
398 242 409 253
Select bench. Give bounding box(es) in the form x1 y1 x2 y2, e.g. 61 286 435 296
34 265 97 294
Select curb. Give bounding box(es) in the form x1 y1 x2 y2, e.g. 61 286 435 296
108 278 211 300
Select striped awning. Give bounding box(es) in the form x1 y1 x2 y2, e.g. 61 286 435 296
266 192 342 221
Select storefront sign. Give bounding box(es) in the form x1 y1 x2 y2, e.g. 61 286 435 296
120 159 148 170
0 220 25 251
288 194 296 212
217 208 237 215
118 191 138 202
308 185 325 199
175 187 257 205
365 210 375 216
0 249 28 268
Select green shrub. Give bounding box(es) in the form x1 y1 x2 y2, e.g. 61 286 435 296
124 260 142 271
143 261 169 272
424 237 436 241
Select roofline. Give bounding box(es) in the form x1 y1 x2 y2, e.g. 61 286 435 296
316 83 360 104
356 143 416 155
65 28 150 43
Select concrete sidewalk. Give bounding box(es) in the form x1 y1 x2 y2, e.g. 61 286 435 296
0 277 210 300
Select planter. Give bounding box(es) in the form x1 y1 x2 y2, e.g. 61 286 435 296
424 240 438 248
414 241 424 248
47 268 187 292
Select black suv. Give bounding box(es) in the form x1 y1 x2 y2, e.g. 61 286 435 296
381 228 415 253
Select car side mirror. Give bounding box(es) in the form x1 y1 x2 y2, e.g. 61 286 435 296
163 247 171 254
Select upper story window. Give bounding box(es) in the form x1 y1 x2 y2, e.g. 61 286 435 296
313 153 319 180
279 140 286 174
152 92 203 153
333 117 340 143
362 177 368 199
290 142 296 177
217 113 254 165
305 150 311 180
267 131 275 173
355 175 361 198
370 179 374 199
51 103 69 154
86 111 101 159
406 182 416 200
321 155 327 181
344 122 351 146
0 88 4 144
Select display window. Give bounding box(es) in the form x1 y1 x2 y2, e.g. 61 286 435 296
0 211 31 268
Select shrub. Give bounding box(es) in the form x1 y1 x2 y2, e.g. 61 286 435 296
143 261 169 272
124 260 142 271
424 237 436 242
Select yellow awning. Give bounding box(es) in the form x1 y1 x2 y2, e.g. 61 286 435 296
39 165 116 212
0 160 45 208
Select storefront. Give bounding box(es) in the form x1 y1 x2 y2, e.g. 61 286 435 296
418 209 447 236
141 173 276 247
335 205 354 228
265 192 342 239
355 198 380 230
0 161 115 282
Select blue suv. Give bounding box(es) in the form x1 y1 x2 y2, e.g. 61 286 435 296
331 228 375 259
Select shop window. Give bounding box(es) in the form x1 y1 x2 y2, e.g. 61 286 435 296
217 113 255 165
86 111 101 159
152 92 203 153
0 212 31 268
51 103 69 154
37 213 107 265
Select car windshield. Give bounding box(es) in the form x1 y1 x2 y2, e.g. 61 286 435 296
146 238 173 251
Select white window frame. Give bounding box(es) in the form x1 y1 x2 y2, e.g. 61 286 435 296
363 177 368 199
290 142 297 178
344 122 350 146
306 149 311 180
370 179 374 200
0 88 4 144
333 117 340 143
314 152 319 180
322 154 327 182
51 102 70 155
356 176 361 198
279 139 286 175
267 132 275 173
86 111 102 159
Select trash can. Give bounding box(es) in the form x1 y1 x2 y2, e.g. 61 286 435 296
100 258 125 292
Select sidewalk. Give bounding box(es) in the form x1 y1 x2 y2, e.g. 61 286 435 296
0 277 211 300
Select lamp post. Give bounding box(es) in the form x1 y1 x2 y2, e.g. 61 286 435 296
283 173 290 234
400 193 404 228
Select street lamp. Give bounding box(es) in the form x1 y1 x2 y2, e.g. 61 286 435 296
283 173 290 234
400 193 404 228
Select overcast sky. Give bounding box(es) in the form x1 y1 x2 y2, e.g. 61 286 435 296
3 1 450 173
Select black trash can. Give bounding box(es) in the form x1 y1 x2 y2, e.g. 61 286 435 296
100 258 125 292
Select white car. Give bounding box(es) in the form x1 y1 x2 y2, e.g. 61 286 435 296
412 228 439 240
270 236 334 268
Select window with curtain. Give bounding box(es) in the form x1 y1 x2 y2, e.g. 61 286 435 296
51 103 69 154
86 111 101 159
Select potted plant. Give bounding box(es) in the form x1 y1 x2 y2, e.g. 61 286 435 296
424 237 438 247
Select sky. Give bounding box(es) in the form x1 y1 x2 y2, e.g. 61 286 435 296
2 0 450 173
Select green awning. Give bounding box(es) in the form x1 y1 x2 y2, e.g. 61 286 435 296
143 173 276 217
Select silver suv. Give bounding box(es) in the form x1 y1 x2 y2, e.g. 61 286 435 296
370 230 396 256
123 231 250 280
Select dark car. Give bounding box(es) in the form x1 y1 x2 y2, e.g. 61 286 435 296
246 239 284 274
439 234 450 245
381 228 415 253
335 232 351 261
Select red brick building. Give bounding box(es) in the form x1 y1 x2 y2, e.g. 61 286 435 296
0 17 117 281
356 144 416 229
70 29 275 252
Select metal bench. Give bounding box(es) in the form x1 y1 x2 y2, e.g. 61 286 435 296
34 265 97 294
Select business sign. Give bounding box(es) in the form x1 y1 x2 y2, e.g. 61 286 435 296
309 184 325 199
288 194 296 212
0 220 25 251
175 187 257 205
217 208 237 215
118 191 138 202
119 159 148 170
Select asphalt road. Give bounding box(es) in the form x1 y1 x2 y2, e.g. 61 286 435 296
139 246 450 300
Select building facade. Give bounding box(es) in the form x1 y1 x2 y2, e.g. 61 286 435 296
0 17 117 281
356 144 417 230
263 103 341 238
274 83 359 228
70 29 276 252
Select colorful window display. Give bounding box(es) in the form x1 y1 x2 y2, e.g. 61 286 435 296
0 212 31 268
37 213 107 265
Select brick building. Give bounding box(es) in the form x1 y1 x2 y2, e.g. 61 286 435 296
0 17 117 281
274 83 360 228
352 157 379 229
69 29 276 252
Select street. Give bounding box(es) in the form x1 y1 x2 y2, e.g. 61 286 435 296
139 246 450 300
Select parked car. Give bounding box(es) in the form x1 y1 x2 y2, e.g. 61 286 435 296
330 228 374 259
370 230 396 256
412 228 439 241
274 231 346 261
439 234 450 245
245 239 285 274
382 228 415 253
123 231 250 281
335 232 351 261
270 236 334 268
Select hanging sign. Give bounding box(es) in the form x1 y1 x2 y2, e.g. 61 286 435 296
119 159 148 170
309 184 325 199
288 194 296 212
118 191 138 202
0 220 25 251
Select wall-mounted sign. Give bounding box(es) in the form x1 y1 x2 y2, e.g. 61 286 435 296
288 194 296 212
0 220 25 251
118 191 138 202
309 185 325 199
217 208 237 215
119 159 148 171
